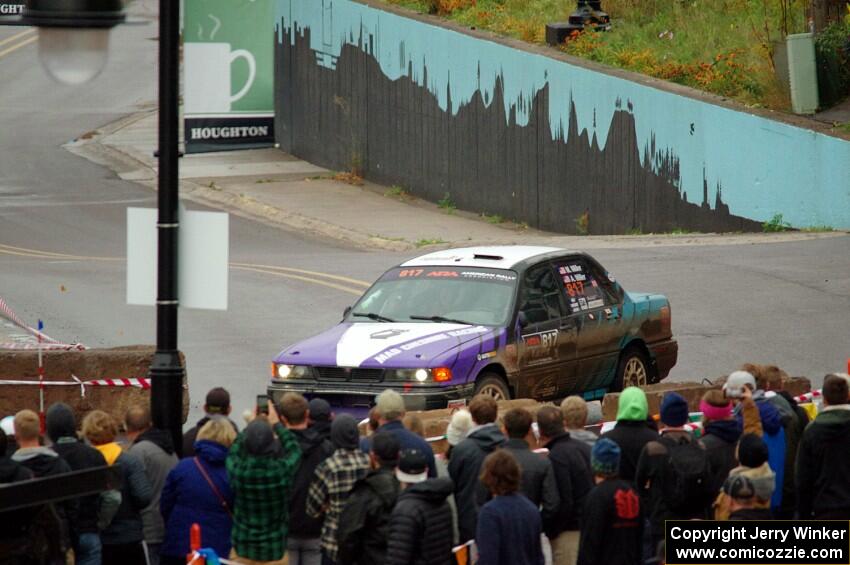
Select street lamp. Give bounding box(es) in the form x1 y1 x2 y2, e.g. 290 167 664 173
20 0 125 85
21 0 186 454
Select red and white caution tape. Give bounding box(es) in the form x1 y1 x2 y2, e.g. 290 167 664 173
0 296 86 350
0 375 152 397
794 389 822 403
86 377 151 389
0 342 86 350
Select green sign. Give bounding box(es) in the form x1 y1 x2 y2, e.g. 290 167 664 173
184 0 274 151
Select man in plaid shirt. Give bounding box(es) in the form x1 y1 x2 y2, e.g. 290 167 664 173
307 414 370 564
227 401 302 564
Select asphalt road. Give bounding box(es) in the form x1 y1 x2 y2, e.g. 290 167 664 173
0 4 395 424
2 4 849 426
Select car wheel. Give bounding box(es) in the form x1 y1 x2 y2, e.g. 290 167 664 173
473 373 511 401
613 347 652 391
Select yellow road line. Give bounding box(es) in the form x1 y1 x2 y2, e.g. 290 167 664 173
0 35 37 59
0 29 35 48
0 243 368 296
230 261 370 287
232 265 364 296
0 244 121 262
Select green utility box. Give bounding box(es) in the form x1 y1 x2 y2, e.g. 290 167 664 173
786 32 820 114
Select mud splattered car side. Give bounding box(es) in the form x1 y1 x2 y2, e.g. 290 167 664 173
269 246 677 414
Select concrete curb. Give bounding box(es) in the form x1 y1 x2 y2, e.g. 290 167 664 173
64 111 418 252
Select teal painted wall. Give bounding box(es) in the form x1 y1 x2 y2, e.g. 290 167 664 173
275 0 850 229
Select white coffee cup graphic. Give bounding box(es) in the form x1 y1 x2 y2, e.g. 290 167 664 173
185 42 256 113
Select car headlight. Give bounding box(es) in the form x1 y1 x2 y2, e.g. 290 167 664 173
271 363 312 380
385 367 452 383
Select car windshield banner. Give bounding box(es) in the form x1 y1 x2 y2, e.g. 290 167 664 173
183 0 274 153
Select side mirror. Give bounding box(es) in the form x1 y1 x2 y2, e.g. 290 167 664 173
343 306 352 319
518 311 529 328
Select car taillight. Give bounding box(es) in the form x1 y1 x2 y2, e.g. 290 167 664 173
433 367 452 382
660 305 671 335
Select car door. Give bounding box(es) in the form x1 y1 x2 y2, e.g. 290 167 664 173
553 256 622 396
514 261 576 400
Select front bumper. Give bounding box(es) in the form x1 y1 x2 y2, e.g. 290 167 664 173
649 338 678 381
267 379 475 415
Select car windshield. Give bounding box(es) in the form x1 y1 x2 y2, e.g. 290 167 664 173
349 267 518 326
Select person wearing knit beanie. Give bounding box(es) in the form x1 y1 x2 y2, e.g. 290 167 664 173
737 433 769 468
713 433 775 519
660 392 689 428
307 414 370 562
634 393 706 550
578 439 642 565
700 389 742 499
46 403 111 565
330 414 360 450
445 409 473 448
591 438 620 477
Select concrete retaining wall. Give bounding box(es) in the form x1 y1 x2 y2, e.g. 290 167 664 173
274 0 850 233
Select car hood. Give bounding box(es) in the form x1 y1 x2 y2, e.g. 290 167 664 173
274 322 497 369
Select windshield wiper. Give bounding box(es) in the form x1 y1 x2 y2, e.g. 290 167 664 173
410 314 474 325
352 312 396 323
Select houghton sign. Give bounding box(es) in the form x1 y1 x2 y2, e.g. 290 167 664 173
183 0 274 153
0 2 24 16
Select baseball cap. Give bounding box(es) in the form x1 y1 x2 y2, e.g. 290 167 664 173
723 474 755 500
396 449 428 484
205 387 231 414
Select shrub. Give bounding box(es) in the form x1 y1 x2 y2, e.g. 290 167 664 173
815 16 850 107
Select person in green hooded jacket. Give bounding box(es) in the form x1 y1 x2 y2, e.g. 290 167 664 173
599 387 658 482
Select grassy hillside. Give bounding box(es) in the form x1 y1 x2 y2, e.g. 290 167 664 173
382 0 812 111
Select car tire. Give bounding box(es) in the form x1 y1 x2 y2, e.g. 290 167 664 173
473 373 511 401
612 346 654 391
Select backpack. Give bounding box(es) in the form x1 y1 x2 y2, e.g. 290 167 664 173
660 435 712 512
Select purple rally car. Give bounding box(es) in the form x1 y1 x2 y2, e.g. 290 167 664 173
269 246 677 414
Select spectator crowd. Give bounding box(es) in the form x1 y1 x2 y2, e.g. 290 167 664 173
1 367 849 565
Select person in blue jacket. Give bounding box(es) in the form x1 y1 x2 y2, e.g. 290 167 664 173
725 371 786 511
475 449 544 565
159 418 236 565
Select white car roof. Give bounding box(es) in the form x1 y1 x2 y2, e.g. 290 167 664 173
401 246 567 270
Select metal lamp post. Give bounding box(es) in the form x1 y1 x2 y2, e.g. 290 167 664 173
21 0 185 454
150 0 185 456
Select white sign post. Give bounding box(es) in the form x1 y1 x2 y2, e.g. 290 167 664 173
127 206 229 310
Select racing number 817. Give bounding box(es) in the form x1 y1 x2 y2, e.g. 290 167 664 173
399 269 425 277
565 281 585 297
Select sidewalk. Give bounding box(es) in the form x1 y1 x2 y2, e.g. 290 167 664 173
67 110 844 252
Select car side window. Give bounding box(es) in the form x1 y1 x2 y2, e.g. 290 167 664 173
554 259 615 314
519 263 563 324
